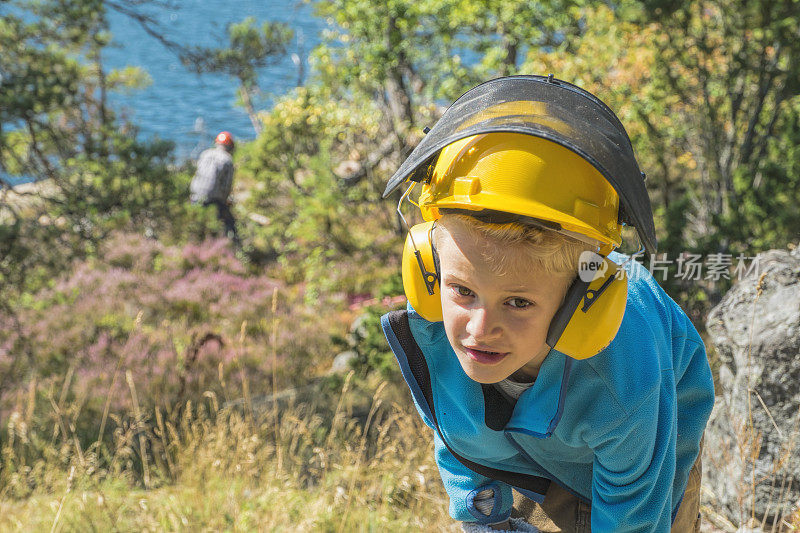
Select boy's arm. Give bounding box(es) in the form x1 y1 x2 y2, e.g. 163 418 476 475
385 310 514 526
397 374 513 526
589 388 674 532
430 429 514 526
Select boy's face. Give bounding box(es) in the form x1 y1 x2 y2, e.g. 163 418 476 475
437 221 570 384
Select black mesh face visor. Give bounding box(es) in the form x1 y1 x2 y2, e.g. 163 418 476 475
383 75 657 255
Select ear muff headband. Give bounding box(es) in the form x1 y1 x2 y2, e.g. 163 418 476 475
546 277 592 348
401 221 628 359
545 260 628 359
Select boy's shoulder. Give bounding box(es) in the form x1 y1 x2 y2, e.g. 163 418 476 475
571 253 700 412
609 251 683 332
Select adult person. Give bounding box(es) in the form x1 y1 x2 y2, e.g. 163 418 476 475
190 131 238 243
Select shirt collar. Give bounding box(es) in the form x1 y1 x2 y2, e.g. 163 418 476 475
505 349 572 438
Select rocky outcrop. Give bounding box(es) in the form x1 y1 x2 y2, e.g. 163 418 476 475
703 245 800 527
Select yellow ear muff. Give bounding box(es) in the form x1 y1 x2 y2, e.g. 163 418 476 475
402 221 443 322
553 257 628 359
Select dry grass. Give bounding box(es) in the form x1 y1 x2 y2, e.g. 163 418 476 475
0 369 458 532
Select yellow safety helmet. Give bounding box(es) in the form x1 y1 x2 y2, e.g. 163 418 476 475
384 76 657 256
419 132 622 255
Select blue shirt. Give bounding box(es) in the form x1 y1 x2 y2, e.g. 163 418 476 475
382 256 714 532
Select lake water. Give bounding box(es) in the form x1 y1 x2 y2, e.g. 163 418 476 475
104 0 328 161
3 2 325 186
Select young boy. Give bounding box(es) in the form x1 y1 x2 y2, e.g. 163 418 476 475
380 76 714 532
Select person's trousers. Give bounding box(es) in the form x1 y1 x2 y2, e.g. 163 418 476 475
203 199 239 243
510 452 703 532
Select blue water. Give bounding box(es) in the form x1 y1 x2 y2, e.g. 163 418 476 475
2 2 325 186
104 0 327 161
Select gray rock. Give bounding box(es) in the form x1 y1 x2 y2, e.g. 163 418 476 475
704 245 800 526
330 350 358 374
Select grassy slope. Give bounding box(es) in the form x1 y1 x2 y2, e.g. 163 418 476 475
0 473 456 532
0 378 458 532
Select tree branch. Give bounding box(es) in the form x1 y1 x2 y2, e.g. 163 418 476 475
738 44 780 171
105 0 200 63
338 133 400 187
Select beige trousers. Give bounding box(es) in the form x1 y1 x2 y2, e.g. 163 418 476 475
510 453 703 532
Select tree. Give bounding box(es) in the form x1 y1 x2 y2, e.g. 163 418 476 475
182 17 293 135
0 0 189 310
638 0 800 255
446 0 588 77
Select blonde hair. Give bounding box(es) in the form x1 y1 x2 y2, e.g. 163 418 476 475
434 214 592 280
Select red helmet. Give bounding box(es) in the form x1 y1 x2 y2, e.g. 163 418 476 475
215 131 234 148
